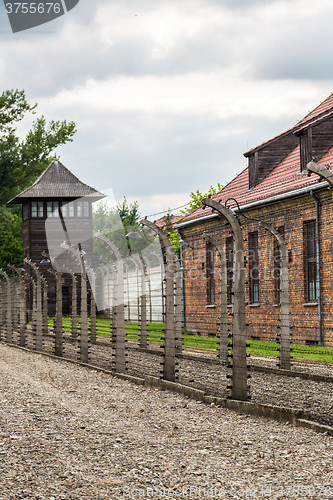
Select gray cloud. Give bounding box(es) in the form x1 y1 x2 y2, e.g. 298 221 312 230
56 112 295 203
0 0 331 215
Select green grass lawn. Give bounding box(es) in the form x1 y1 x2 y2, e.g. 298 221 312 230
52 316 333 363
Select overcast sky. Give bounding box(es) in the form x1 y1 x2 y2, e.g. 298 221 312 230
1 0 333 217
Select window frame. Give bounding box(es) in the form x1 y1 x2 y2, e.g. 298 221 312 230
31 201 44 218
248 231 260 304
304 220 317 302
47 201 59 218
273 226 285 304
226 236 234 304
206 241 215 305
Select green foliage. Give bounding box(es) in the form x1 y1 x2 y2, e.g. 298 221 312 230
180 182 223 215
0 89 77 268
0 206 23 268
162 183 223 256
162 211 181 256
0 89 76 205
116 197 140 235
93 197 145 259
93 198 140 234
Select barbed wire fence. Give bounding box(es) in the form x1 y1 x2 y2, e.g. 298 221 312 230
0 209 332 412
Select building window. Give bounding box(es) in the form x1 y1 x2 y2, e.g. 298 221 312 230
300 128 312 172
59 201 74 217
76 200 90 217
31 201 44 218
304 220 317 302
65 201 75 217
23 203 29 221
47 201 59 217
273 226 285 304
60 202 67 217
226 236 234 304
248 231 259 303
206 241 215 304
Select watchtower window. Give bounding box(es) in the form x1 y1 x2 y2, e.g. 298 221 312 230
31 201 44 218
47 201 59 217
23 203 29 221
77 200 90 217
61 201 75 217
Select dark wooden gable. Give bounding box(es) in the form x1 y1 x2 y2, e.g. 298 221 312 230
295 115 333 171
245 132 298 190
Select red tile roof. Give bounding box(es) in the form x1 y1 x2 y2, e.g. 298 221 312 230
296 93 333 127
154 214 181 230
177 147 333 225
244 93 333 156
177 93 333 227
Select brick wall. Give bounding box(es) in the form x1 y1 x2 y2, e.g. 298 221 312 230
180 188 333 347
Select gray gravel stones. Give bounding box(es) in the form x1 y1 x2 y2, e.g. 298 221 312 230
0 342 333 499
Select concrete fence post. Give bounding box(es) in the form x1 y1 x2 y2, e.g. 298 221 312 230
48 268 63 357
202 198 248 401
132 254 148 349
60 244 90 364
140 219 179 382
202 233 228 363
94 233 126 374
24 259 43 352
68 272 78 339
40 276 48 336
0 270 12 344
259 221 290 370
86 264 97 344
8 265 27 347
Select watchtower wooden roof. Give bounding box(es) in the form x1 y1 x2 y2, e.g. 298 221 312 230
8 159 105 204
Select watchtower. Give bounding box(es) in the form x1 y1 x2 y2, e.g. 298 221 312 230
8 159 105 315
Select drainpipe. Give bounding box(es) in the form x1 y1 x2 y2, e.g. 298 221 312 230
178 231 186 329
309 190 322 345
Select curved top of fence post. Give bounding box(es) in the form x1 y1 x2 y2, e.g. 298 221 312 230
0 269 10 282
202 198 244 250
258 221 287 254
8 264 24 278
202 232 225 261
140 219 172 251
59 243 86 276
307 160 333 186
24 257 43 283
94 232 123 262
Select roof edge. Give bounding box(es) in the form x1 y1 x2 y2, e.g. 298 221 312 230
175 181 329 229
244 101 333 157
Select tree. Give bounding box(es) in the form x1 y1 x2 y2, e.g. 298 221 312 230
93 197 142 258
163 212 181 256
93 197 140 235
162 183 223 255
180 183 223 215
0 89 76 206
115 197 140 235
0 89 77 267
0 205 22 268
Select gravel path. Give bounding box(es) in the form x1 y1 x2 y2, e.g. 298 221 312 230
15 332 333 427
0 342 333 500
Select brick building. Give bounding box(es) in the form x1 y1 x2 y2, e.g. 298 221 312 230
176 94 333 347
